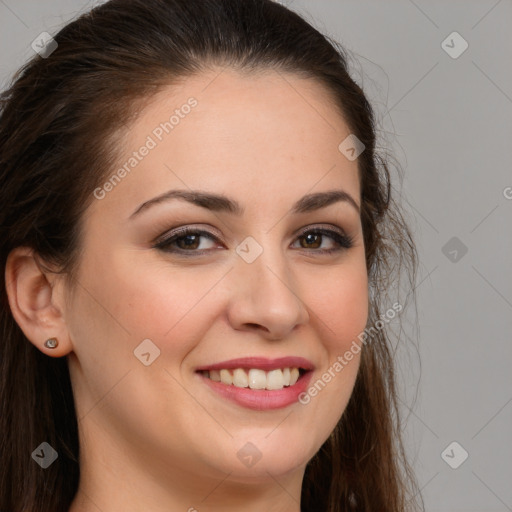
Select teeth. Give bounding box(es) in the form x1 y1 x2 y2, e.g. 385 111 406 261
204 367 304 390
282 367 291 386
248 369 267 389
209 369 221 382
232 368 249 387
266 369 284 390
220 369 233 385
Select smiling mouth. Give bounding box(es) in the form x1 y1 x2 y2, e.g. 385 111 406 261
197 367 309 391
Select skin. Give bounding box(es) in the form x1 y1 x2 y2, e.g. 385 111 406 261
6 67 368 512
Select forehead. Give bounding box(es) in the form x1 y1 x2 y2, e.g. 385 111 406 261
90 68 360 218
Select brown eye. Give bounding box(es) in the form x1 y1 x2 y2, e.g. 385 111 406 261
293 228 354 254
154 225 354 257
154 228 219 254
299 232 322 249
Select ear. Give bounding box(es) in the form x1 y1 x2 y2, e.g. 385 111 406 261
5 247 72 357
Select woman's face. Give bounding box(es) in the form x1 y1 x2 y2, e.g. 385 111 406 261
64 68 368 501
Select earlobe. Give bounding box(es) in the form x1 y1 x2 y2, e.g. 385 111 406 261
4 247 71 357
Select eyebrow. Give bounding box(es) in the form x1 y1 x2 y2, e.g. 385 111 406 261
129 188 360 219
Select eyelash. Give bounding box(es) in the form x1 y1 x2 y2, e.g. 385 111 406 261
153 225 354 256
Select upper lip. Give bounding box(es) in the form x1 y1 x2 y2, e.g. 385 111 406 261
195 356 315 372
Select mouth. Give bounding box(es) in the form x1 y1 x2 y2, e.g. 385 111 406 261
195 359 314 410
197 367 310 391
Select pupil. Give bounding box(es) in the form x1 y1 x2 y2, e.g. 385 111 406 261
304 233 320 248
181 235 199 249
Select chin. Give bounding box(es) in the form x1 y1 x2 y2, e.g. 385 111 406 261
206 438 314 483
223 457 307 484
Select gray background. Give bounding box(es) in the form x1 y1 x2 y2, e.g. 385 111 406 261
1 0 511 510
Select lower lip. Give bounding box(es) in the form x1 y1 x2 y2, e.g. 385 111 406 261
197 371 313 411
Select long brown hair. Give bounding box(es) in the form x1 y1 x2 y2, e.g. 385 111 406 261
0 1 424 510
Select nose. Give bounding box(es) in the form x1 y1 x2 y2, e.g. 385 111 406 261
226 245 310 341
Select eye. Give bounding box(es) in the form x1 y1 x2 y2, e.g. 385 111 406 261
153 225 354 256
292 226 354 253
154 227 220 253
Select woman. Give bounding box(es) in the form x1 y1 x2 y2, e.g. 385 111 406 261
0 0 423 510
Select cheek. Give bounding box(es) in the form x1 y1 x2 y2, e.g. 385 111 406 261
80 242 218 337
286 265 368 458
298 260 367 405
82 254 233 376
303 263 369 352
119 265 228 339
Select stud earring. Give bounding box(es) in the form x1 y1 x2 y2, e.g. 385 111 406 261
44 337 58 349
